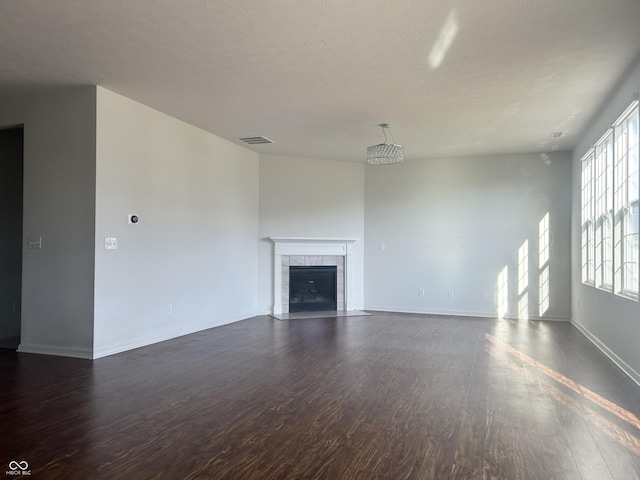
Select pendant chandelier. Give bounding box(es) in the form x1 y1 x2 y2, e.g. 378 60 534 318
367 123 404 165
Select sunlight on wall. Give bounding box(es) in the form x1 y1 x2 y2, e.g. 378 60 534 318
517 240 529 320
538 212 550 267
518 293 529 321
497 266 508 318
518 240 529 294
539 266 550 317
538 212 550 316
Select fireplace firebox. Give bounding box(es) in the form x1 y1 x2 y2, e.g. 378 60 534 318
289 266 337 312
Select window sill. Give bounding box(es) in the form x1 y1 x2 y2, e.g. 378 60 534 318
596 284 614 293
617 290 639 302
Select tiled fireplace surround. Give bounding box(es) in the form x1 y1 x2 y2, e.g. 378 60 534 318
269 238 358 315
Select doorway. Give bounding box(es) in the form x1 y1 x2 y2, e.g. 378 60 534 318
0 126 23 350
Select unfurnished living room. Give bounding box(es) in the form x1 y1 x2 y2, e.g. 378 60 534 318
1 1 640 479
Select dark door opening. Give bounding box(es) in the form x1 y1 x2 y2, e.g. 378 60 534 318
0 126 23 350
289 266 337 313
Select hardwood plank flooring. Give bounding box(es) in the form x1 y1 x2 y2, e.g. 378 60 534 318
1 312 639 479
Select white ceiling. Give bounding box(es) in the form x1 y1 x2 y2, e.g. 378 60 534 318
1 0 640 162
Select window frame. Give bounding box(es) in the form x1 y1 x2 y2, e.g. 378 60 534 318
593 130 614 292
581 150 596 285
614 101 639 299
580 100 639 301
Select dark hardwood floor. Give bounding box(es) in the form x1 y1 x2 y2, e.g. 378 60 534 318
2 312 640 479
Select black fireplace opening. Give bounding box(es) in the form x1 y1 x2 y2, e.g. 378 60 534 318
289 266 337 313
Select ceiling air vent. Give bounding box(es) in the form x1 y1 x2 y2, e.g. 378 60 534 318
550 131 565 138
236 136 275 145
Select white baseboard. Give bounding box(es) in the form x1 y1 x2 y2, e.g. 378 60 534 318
92 310 257 359
365 306 496 318
571 319 640 387
17 343 93 359
364 306 570 322
16 310 261 360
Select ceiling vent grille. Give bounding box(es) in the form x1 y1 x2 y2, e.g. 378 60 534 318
236 136 275 145
550 131 566 138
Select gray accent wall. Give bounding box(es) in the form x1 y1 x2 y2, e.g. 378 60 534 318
571 57 640 384
0 127 23 340
364 153 572 320
0 87 97 358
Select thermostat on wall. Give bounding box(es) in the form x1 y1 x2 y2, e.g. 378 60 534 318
128 214 139 224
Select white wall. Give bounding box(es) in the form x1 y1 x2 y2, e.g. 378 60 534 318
365 153 572 320
571 58 640 384
257 154 365 313
93 87 259 358
0 87 97 358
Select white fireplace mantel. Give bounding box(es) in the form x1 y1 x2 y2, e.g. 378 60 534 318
269 237 359 315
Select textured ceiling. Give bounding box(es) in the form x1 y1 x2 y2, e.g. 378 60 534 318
1 0 640 162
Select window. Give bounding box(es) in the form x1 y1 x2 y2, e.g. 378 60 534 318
581 150 595 284
581 100 639 299
594 131 614 290
623 203 639 293
614 103 639 296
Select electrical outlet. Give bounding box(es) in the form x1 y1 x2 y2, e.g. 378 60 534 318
27 236 41 249
447 290 454 298
379 243 386 252
418 288 425 297
167 304 172 314
104 237 118 250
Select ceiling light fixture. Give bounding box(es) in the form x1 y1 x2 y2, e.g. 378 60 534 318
367 124 405 165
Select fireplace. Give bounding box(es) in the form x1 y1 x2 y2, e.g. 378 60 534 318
289 266 337 312
269 237 359 315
